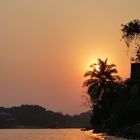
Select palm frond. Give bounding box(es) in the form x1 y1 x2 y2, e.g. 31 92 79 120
107 68 118 75
83 79 98 87
90 63 96 68
84 71 93 77
108 64 116 68
104 58 108 65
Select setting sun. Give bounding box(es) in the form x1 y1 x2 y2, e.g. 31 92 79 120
0 0 136 116
95 65 100 71
0 0 140 139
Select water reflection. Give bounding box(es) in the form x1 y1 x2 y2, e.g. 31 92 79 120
0 129 127 140
0 129 104 140
84 130 107 140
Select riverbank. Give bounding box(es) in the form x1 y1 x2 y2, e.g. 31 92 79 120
85 123 140 139
107 123 140 139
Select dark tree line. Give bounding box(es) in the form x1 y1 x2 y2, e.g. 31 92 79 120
0 105 91 128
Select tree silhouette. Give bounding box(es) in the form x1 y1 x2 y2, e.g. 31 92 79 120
121 19 140 63
83 58 122 106
83 58 122 131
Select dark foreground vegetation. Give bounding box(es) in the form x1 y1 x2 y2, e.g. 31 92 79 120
84 58 140 139
0 104 91 128
83 20 140 139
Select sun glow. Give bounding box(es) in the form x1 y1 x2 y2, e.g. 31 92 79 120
95 65 100 71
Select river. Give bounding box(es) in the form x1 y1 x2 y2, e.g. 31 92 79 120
0 129 127 140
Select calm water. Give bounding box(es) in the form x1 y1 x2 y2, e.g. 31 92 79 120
0 129 126 140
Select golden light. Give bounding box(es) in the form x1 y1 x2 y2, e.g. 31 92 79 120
95 65 100 71
84 130 106 140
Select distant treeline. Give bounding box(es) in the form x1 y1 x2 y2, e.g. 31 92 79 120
0 105 91 128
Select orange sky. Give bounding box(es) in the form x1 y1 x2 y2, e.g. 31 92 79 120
0 0 140 114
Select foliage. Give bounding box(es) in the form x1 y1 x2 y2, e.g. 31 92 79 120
121 19 140 62
83 58 124 131
83 58 122 106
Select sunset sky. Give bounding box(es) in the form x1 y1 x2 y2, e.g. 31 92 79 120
0 0 140 114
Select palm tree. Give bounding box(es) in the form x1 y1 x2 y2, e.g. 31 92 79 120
83 58 123 131
83 58 122 107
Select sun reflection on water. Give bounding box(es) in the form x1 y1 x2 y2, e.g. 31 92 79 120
84 130 107 140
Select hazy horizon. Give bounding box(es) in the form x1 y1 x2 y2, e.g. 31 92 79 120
1 0 140 115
